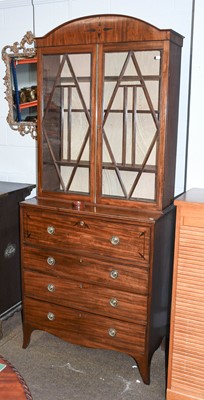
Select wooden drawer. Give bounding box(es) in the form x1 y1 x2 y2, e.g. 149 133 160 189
23 297 146 354
22 208 150 264
24 270 147 324
23 246 149 295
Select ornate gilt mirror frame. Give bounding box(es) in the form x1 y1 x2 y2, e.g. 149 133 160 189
1 31 37 139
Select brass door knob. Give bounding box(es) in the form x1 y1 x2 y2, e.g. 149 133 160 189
47 312 55 321
110 270 119 279
47 283 55 292
110 236 120 245
47 256 55 266
109 298 118 307
47 226 55 235
108 328 117 337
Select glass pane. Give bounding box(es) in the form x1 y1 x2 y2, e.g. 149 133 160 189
102 170 155 201
42 52 92 195
102 50 161 202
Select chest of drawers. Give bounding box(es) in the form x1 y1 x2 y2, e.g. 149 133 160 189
20 198 175 384
0 182 35 338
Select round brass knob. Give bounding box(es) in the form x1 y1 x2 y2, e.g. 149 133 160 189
109 298 118 307
110 236 120 245
47 256 55 266
47 226 55 235
47 283 55 292
47 312 55 321
108 328 117 337
110 270 119 279
79 221 85 227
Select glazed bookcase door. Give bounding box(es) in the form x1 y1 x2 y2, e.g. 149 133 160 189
36 15 183 209
97 43 163 207
38 45 96 202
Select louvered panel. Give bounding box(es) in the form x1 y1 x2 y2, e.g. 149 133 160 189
170 223 204 397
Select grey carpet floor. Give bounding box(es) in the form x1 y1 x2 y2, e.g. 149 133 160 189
0 312 166 400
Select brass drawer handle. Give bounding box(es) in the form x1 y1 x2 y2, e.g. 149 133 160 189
108 328 117 337
110 236 120 246
47 256 55 266
47 312 55 321
109 298 118 307
47 283 55 292
47 226 55 235
79 220 85 227
110 270 119 279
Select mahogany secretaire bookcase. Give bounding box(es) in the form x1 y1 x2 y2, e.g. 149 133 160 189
20 14 183 384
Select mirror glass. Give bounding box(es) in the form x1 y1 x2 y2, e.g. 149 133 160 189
1 31 37 139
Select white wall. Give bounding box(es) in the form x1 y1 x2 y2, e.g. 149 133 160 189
187 0 204 190
0 0 194 197
0 0 36 185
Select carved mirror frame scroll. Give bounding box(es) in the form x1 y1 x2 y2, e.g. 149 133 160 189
1 31 37 139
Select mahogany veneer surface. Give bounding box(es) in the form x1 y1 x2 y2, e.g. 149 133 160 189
21 197 175 385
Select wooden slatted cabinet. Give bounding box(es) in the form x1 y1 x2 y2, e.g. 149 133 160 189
167 188 204 400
